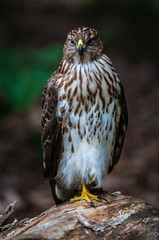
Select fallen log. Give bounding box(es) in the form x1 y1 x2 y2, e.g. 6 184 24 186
1 192 159 240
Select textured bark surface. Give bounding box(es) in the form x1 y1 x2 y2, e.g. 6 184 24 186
1 192 159 240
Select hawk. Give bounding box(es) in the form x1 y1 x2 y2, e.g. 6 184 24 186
41 26 128 206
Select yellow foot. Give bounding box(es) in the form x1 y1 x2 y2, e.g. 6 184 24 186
69 183 108 207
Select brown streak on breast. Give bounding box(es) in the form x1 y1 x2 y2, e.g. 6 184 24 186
73 86 78 97
105 59 113 68
64 82 68 91
68 118 72 127
93 72 101 85
57 78 64 89
77 119 80 130
94 62 100 73
60 106 65 115
98 59 105 67
109 97 113 105
90 119 94 126
84 102 88 113
80 133 83 140
80 94 84 105
71 144 74 153
67 88 71 100
89 73 93 82
68 98 73 110
99 85 105 109
75 102 81 115
103 75 111 92
105 134 108 141
97 111 100 118
77 118 82 139
67 74 76 88
94 102 99 112
68 134 72 142
90 112 93 119
79 109 83 117
113 71 118 84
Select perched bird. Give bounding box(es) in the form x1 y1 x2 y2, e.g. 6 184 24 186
41 26 128 206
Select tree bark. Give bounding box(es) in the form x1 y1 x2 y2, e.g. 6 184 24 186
1 192 159 240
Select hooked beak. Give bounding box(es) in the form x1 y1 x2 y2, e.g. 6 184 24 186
77 40 85 56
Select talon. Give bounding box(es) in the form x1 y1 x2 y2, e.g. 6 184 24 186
97 195 109 204
90 201 96 208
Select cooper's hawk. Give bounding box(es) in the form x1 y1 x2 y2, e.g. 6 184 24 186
41 26 128 206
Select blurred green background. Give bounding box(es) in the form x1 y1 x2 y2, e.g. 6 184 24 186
0 46 62 112
0 0 159 220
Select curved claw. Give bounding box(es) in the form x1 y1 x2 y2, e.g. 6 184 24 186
90 201 96 208
97 195 109 204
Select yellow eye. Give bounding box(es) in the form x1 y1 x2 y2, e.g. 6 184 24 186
87 39 94 46
70 40 75 46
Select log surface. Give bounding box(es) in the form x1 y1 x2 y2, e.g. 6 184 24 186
1 192 159 240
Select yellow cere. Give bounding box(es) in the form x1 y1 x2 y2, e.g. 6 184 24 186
77 40 85 47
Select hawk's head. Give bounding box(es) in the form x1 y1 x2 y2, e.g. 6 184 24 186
63 26 104 64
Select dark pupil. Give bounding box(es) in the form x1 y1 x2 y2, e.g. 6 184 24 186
87 39 93 45
71 40 74 45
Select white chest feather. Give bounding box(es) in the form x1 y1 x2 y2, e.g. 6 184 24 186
55 54 121 190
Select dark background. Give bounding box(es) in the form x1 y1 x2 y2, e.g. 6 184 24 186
0 0 159 221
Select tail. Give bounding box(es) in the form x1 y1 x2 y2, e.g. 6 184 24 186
50 179 75 205
50 179 63 205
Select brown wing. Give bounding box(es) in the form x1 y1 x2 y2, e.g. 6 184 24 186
108 84 128 173
41 70 62 182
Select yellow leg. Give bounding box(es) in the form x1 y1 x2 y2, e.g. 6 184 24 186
70 183 107 207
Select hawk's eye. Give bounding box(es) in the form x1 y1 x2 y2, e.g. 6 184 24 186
87 39 94 46
70 40 75 46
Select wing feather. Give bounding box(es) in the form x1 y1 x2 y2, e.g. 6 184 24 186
108 84 128 173
41 70 62 181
